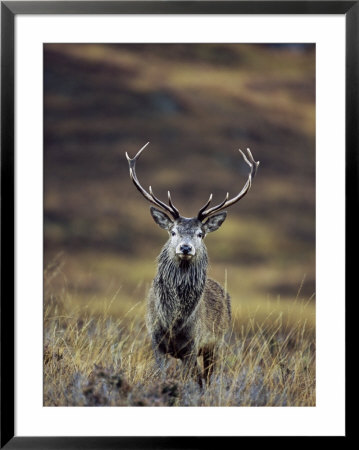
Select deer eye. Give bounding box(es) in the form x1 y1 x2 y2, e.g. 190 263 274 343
197 232 203 238
171 231 176 236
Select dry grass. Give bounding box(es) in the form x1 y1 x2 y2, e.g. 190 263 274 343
44 263 315 407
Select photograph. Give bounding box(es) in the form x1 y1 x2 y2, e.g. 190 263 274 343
43 43 316 407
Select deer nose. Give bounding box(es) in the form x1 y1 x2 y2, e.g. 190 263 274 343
179 244 192 255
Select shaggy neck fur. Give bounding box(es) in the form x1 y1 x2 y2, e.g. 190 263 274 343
154 242 208 329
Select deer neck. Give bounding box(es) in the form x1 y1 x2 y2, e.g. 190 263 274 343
154 246 208 324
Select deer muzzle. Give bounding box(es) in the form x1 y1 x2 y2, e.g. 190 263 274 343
176 243 195 260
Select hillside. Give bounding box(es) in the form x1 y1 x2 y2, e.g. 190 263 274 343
44 43 315 305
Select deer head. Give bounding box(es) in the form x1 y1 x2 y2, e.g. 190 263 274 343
125 142 259 261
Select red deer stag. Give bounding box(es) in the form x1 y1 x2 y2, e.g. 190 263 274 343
126 143 259 385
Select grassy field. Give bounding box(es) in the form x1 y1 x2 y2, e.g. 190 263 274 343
44 44 315 406
44 257 315 406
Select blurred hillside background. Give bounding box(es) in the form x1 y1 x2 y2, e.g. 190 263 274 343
44 43 315 315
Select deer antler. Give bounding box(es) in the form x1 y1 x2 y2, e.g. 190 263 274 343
126 142 180 219
197 148 259 221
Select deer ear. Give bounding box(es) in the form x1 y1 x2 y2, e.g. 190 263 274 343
150 207 173 230
203 212 227 234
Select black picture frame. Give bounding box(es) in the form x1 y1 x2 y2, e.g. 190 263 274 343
1 1 355 447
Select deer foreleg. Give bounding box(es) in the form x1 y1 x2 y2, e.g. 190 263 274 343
181 353 203 388
202 347 215 385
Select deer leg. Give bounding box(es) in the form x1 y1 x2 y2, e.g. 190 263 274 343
203 347 215 385
181 353 203 388
153 347 166 370
151 337 172 378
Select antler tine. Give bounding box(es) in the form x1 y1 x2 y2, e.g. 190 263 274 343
197 193 213 220
239 148 259 179
149 186 180 219
198 148 259 221
168 191 180 218
198 192 229 221
126 142 180 219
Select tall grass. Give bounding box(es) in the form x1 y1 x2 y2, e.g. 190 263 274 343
44 266 315 407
